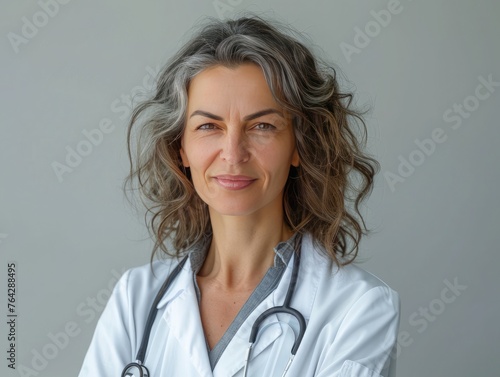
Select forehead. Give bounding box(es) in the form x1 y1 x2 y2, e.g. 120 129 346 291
186 63 279 109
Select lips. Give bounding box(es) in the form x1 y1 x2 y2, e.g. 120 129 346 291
213 175 256 190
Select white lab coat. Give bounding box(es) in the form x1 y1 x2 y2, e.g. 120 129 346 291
78 233 400 376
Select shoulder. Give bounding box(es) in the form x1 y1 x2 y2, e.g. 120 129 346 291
299 237 400 376
122 258 178 287
110 257 182 313
299 232 400 317
297 233 400 375
333 260 399 301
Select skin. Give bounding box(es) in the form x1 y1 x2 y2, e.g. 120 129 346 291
180 62 299 349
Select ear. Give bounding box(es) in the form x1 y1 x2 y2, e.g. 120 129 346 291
179 140 190 168
291 148 300 168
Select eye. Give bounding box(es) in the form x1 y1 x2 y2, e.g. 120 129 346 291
253 122 276 131
196 123 218 130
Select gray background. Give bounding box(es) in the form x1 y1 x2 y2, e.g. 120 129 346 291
1 0 499 376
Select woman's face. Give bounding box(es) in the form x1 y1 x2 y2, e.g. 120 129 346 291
180 63 299 218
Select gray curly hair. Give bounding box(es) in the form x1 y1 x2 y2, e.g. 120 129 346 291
124 13 380 266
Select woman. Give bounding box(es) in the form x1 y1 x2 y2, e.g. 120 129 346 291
79 14 400 377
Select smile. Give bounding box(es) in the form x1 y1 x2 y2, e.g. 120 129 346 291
213 175 256 190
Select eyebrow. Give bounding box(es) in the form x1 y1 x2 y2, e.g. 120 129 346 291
189 108 284 122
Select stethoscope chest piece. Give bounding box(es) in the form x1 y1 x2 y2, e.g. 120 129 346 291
122 361 150 377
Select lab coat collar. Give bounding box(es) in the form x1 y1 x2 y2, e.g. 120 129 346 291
154 236 209 310
161 258 213 376
155 253 196 310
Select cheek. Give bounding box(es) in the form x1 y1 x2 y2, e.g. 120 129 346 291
260 153 294 185
185 141 218 175
256 139 296 169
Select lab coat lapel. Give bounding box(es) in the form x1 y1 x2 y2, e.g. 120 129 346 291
160 258 214 377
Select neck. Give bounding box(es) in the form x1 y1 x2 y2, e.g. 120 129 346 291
198 206 293 291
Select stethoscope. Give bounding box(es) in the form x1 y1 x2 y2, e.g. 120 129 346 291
122 235 306 377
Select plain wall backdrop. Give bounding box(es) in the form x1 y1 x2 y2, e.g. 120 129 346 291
1 0 499 376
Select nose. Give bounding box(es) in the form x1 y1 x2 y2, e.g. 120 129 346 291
219 128 250 165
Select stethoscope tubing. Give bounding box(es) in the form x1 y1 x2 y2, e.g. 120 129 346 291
248 248 306 355
123 234 306 377
242 242 306 376
121 361 149 377
135 255 189 362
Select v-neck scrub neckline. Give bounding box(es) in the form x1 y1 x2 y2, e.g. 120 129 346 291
188 233 298 370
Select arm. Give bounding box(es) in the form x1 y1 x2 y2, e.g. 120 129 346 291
78 270 135 377
315 286 400 377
